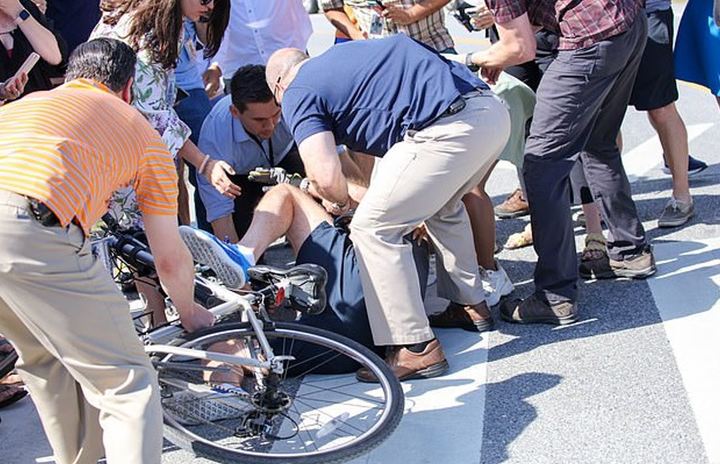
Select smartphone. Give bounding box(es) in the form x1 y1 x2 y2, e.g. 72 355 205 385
14 52 40 79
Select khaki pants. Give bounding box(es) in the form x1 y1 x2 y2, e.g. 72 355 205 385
0 191 162 464
350 93 511 345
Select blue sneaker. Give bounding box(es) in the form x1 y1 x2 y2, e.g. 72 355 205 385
178 226 250 289
662 155 708 176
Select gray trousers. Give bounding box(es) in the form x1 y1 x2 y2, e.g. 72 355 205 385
523 13 649 304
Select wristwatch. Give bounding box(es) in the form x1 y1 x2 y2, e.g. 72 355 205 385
14 9 30 25
465 53 480 72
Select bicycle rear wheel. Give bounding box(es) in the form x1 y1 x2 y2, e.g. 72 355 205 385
155 322 404 464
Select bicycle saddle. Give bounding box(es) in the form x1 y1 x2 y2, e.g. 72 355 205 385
247 264 328 316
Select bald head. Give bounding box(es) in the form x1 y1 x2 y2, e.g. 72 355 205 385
266 48 309 91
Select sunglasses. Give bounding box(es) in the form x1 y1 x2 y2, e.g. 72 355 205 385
200 0 212 5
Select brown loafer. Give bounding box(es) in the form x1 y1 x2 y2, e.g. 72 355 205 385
494 188 530 219
428 301 494 332
356 339 449 383
500 294 577 325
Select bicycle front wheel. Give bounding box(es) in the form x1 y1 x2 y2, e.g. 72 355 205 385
155 322 404 464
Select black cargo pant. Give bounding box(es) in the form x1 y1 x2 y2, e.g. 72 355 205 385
523 13 649 304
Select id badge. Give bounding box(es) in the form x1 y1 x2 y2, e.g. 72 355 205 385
369 10 384 37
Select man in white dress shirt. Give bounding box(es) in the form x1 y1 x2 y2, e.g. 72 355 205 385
213 0 312 82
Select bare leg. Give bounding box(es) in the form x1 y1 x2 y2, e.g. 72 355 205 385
462 161 498 271
177 161 191 226
134 276 167 327
238 184 333 262
582 202 604 235
648 103 691 202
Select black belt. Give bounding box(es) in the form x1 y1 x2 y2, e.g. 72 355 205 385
414 96 467 133
440 96 467 118
26 198 62 227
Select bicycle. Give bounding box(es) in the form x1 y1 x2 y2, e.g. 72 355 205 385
89 218 405 464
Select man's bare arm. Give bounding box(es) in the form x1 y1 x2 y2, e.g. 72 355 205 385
298 131 350 207
469 13 536 69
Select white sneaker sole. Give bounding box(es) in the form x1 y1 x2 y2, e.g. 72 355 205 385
179 227 246 289
658 211 694 228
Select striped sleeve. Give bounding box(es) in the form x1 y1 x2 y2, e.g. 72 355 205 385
134 140 179 217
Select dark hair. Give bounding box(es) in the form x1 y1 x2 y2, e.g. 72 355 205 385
230 65 274 112
201 0 230 59
65 38 137 92
104 0 229 70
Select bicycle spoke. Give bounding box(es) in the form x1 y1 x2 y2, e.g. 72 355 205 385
292 397 368 436
291 394 385 411
296 382 387 406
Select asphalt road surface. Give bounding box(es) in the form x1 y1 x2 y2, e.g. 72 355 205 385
2 4 718 463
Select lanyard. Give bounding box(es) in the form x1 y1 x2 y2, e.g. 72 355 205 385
248 132 274 166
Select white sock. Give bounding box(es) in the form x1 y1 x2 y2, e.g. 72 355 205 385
234 245 256 266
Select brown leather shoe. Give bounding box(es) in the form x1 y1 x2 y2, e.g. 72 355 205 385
428 302 494 332
495 188 530 219
500 294 577 325
356 339 449 383
609 245 656 279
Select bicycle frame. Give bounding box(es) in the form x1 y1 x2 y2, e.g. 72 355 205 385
92 233 295 377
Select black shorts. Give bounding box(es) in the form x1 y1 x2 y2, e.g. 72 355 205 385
285 221 429 374
628 9 679 111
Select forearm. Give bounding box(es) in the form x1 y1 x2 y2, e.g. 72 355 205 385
470 40 532 68
469 14 536 68
155 244 196 315
178 139 206 170
311 171 350 205
18 16 63 65
298 132 350 205
324 8 365 40
211 215 240 243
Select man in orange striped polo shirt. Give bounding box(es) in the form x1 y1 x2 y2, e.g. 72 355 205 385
0 38 214 464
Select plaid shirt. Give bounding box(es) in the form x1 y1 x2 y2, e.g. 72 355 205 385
486 0 643 50
321 0 454 52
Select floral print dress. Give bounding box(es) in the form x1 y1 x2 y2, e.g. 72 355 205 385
90 14 189 228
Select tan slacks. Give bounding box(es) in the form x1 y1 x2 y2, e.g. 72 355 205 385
350 93 511 345
0 190 162 464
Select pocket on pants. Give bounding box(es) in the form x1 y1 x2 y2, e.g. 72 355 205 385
361 148 418 218
66 223 86 254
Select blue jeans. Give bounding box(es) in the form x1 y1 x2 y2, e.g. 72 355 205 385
175 88 216 231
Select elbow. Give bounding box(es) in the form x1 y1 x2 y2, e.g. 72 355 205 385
41 46 63 66
510 40 535 64
515 34 536 63
154 254 176 278
520 43 536 63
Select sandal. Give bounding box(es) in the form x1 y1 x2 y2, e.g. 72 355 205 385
581 233 607 262
0 384 27 409
504 223 533 250
579 233 610 279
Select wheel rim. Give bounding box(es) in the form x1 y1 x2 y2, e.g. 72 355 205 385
157 326 400 460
